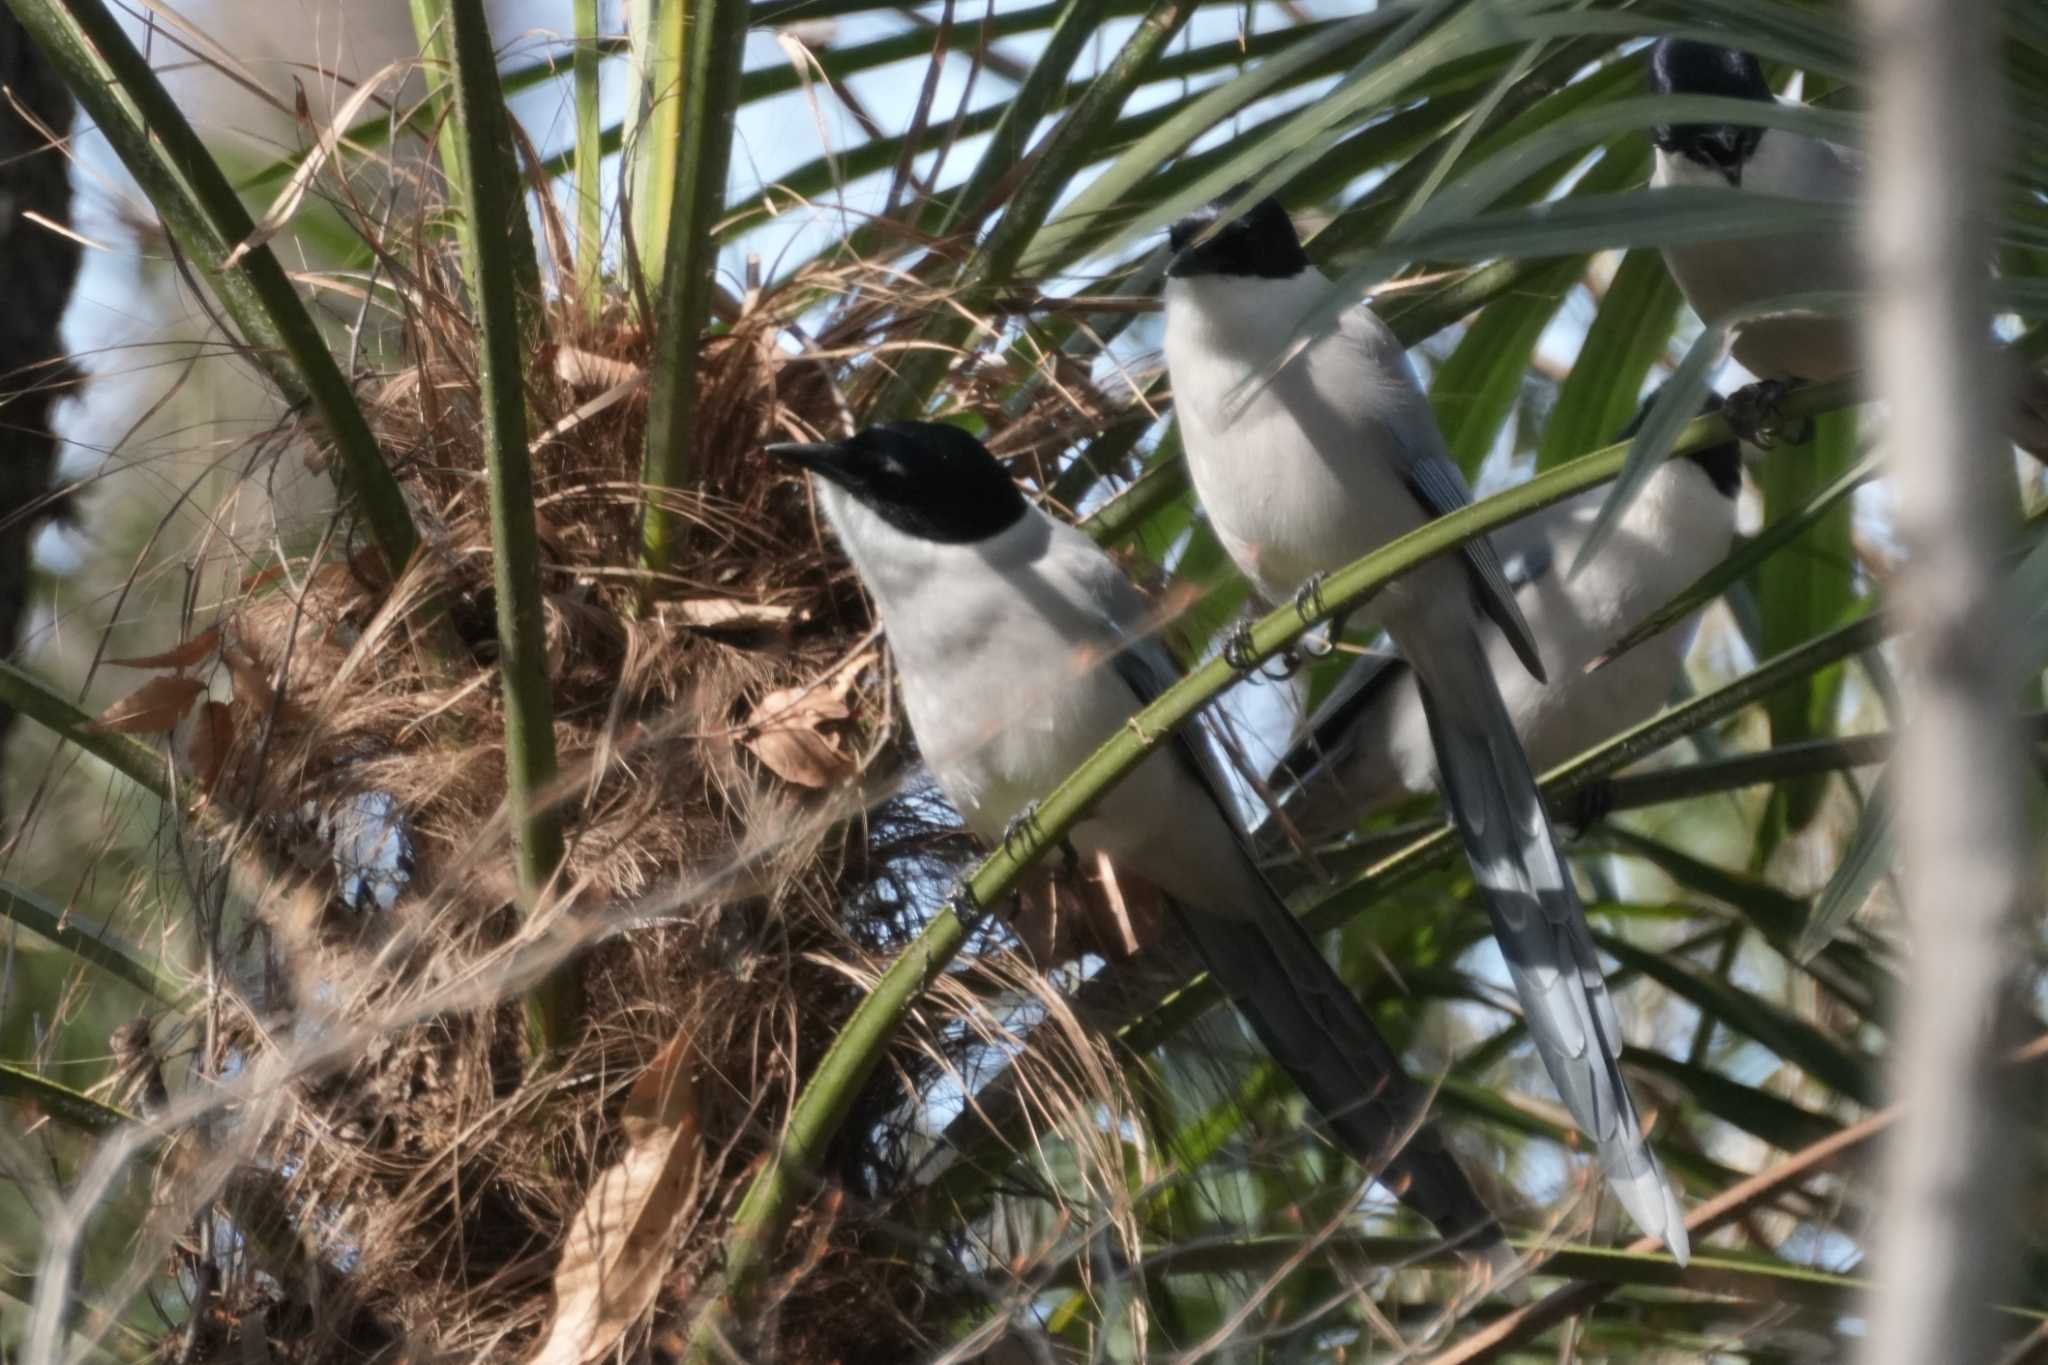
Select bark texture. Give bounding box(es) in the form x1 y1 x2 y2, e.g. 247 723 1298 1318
0 9 81 823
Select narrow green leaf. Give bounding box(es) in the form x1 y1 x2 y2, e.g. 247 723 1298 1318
573 0 605 321
626 0 686 292
0 660 167 798
0 880 177 1001
1754 408 1861 839
1594 932 1881 1107
1430 256 1584 479
1537 250 1683 471
408 0 480 286
639 0 752 581
1798 768 1895 961
1627 1051 1842 1154
0 1063 130 1135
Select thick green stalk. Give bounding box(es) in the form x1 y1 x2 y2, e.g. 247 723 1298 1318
626 0 686 292
637 0 750 585
0 660 166 797
408 0 478 287
5 0 417 574
684 382 1860 1359
573 0 604 320
446 0 573 1050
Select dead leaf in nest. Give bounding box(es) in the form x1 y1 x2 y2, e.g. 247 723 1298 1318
223 649 305 725
241 564 288 594
107 626 221 670
86 676 206 736
186 702 234 791
530 1034 701 1365
741 649 877 789
552 343 643 391
669 598 795 634
1014 851 1166 966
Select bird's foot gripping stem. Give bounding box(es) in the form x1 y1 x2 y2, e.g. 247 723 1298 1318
1722 378 1813 449
1224 620 1310 680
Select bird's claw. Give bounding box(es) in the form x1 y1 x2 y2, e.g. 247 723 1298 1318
1293 573 1329 623
1722 378 1813 449
1224 619 1312 680
1002 803 1043 858
1556 780 1615 839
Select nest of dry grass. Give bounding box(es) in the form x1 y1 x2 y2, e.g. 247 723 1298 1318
82 241 1155 1365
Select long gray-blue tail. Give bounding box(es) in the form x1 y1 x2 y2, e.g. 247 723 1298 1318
1173 894 1507 1263
1409 620 1690 1262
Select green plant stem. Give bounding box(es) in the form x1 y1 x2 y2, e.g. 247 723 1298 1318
0 1063 130 1134
573 0 604 321
0 659 167 797
0 879 178 1001
445 0 574 1052
637 0 751 589
683 376 1860 1361
408 0 478 286
626 0 685 293
5 0 417 575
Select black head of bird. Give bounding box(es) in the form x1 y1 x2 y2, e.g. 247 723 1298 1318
767 421 1027 544
1166 193 1311 280
1649 37 1773 185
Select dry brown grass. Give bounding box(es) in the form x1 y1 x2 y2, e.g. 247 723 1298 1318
24 210 1170 1364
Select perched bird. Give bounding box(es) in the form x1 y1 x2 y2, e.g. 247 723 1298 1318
769 422 1506 1261
1162 196 1689 1260
1650 35 2048 454
1267 398 1743 846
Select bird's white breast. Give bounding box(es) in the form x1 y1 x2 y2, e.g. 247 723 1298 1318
1163 272 1446 604
1654 128 1862 381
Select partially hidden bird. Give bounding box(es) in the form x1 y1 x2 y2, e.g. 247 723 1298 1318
1266 396 1742 847
1649 35 2048 455
768 421 1509 1266
1161 195 1689 1260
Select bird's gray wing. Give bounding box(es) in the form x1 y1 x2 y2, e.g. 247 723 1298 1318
1101 638 1503 1255
1402 454 1548 685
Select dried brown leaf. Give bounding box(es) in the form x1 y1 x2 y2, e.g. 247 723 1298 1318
223 649 305 725
186 701 234 790
552 344 643 390
741 649 876 789
670 598 795 633
86 676 206 736
529 1034 701 1365
107 626 221 670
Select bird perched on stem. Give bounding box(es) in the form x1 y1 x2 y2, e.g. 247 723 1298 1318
769 421 1509 1269
1162 195 1689 1261
1649 35 2048 456
1265 393 1742 848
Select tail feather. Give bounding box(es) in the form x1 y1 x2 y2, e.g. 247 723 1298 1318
1172 899 1503 1257
1410 622 1690 1264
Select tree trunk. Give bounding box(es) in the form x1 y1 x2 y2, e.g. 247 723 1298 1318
0 8 82 824
1856 0 2037 1360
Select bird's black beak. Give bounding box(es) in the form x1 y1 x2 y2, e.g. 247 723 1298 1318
766 441 846 475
